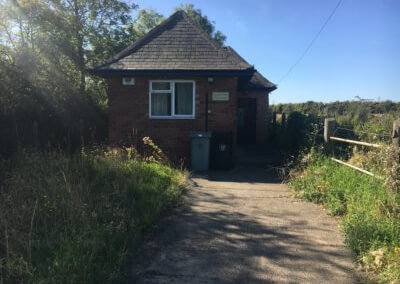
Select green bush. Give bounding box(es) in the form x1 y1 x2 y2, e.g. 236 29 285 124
290 151 400 282
0 150 187 283
355 112 399 144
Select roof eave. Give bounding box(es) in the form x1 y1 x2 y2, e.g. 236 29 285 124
242 86 277 92
87 68 255 77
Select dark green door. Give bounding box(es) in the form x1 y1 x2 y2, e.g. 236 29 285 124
237 98 257 144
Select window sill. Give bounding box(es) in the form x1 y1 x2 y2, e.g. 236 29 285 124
149 116 195 120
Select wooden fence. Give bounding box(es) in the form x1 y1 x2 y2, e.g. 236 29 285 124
324 118 400 178
0 118 98 158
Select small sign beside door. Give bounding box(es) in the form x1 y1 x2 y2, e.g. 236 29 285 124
212 92 229 101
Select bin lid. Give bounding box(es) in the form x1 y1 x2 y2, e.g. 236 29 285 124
190 131 212 138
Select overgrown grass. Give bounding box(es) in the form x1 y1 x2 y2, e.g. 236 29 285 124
0 150 187 283
290 150 400 283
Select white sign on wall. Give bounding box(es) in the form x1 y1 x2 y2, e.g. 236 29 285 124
212 92 229 101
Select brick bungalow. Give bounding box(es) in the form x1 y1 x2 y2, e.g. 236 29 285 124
89 10 276 166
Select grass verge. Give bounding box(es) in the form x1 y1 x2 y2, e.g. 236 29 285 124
290 151 400 283
0 150 187 283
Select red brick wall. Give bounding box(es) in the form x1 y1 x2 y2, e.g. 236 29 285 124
238 90 270 145
107 76 238 163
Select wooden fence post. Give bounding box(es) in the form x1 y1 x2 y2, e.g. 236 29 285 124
14 120 20 153
79 119 85 150
67 127 72 154
281 112 286 128
33 121 39 150
324 118 336 153
271 112 277 141
393 119 400 148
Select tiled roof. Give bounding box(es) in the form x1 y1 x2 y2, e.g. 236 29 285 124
245 71 277 91
92 11 253 72
224 47 276 91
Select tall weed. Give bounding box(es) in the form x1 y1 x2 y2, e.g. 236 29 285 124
0 149 187 283
290 150 400 283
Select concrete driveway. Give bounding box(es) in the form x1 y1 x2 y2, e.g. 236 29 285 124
130 165 357 283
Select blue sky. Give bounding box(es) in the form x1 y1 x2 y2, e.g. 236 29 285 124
134 0 400 104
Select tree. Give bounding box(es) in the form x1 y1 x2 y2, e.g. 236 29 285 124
36 0 137 96
0 0 142 155
174 4 226 46
132 9 165 39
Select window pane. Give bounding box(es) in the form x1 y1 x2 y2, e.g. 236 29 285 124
175 82 193 115
151 93 171 116
152 82 170 90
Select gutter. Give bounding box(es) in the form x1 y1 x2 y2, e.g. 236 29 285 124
86 68 255 77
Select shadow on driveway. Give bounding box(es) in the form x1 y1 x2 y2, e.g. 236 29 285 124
129 155 357 283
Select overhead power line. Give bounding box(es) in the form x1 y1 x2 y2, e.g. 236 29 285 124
277 0 343 84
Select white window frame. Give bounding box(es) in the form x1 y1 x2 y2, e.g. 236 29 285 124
149 80 196 119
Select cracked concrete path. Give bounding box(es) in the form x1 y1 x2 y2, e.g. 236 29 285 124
130 166 357 283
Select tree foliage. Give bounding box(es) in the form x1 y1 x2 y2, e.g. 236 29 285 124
174 3 226 46
132 8 165 38
0 0 140 156
269 101 400 159
272 101 400 121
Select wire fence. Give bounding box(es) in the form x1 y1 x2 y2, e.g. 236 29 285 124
336 126 391 139
324 117 400 179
